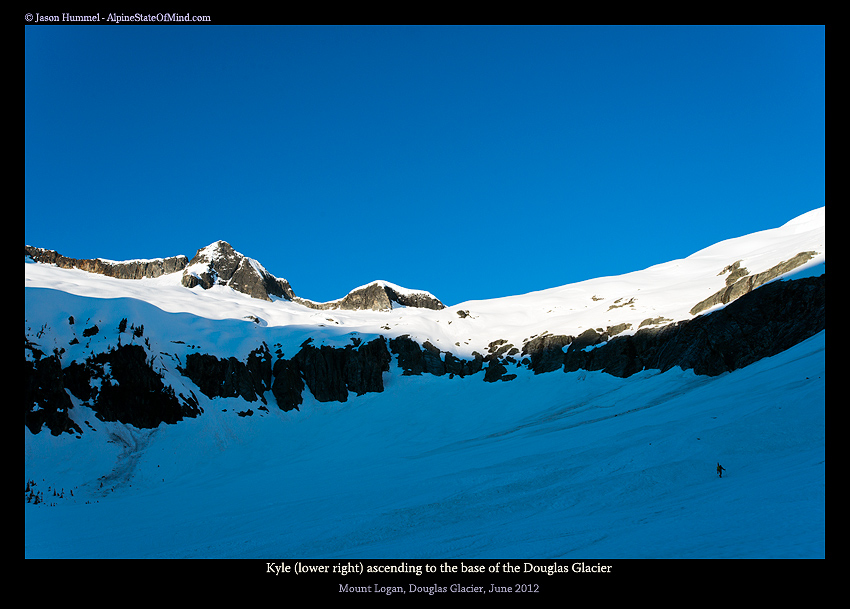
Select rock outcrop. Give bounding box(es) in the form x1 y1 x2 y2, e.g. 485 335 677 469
294 281 445 312
26 342 201 434
388 335 485 378
83 345 202 428
271 359 305 412
179 337 391 411
292 337 392 402
25 346 82 436
182 345 272 404
522 334 574 374
689 251 818 315
25 246 187 280
181 241 295 302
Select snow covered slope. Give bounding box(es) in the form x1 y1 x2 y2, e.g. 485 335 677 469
24 208 825 559
25 207 824 359
24 332 825 558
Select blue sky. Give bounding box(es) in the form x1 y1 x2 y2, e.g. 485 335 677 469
25 25 824 306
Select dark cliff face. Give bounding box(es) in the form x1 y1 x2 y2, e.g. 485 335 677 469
533 275 825 379
25 274 824 436
182 346 272 405
25 349 81 436
179 337 392 411
26 343 202 434
388 335 486 378
84 345 202 428
293 338 392 401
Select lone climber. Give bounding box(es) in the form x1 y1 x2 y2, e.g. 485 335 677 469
717 463 726 478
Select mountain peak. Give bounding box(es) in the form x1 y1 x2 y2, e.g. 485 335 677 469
293 279 445 312
181 241 294 302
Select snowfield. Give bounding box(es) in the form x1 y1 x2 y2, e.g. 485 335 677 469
24 208 825 559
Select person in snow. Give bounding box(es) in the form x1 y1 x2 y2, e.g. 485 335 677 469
717 463 726 478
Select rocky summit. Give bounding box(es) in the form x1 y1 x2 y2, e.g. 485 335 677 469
180 240 296 302
294 280 445 311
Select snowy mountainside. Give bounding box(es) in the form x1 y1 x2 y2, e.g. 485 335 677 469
25 208 825 558
26 207 824 359
25 331 826 558
25 207 825 421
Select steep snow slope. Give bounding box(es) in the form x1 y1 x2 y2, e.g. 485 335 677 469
24 331 824 558
24 208 825 558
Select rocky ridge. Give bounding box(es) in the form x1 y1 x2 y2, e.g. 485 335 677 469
25 242 442 311
24 246 188 280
